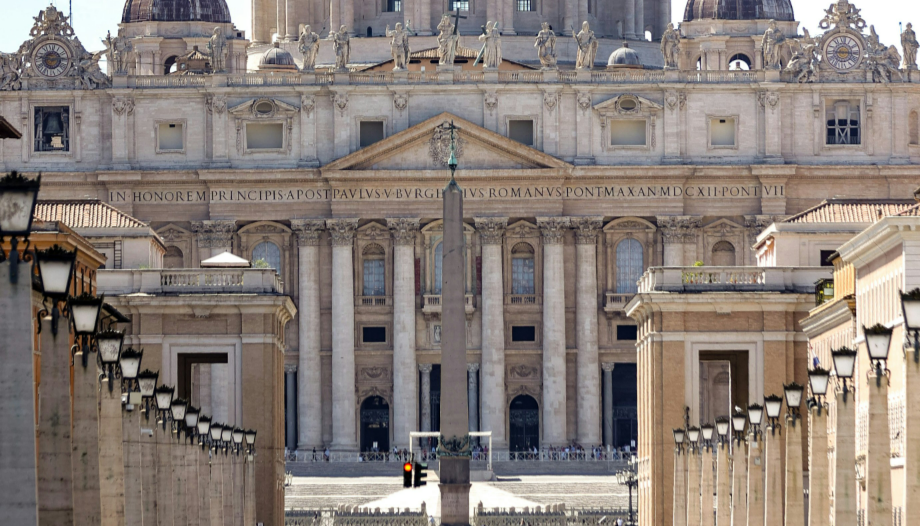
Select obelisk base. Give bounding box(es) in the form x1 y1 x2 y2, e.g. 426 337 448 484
439 457 471 526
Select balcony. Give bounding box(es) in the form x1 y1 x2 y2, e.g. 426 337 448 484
422 294 476 317
355 295 392 307
505 294 541 305
97 268 284 295
604 292 635 314
636 266 831 294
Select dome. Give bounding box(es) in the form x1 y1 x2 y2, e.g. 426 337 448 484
121 0 232 24
258 42 297 71
683 0 794 21
607 43 643 69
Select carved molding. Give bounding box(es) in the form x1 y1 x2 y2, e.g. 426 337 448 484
206 95 227 115
429 121 464 166
508 363 539 379
418 363 433 374
393 93 408 112
656 216 702 244
284 364 298 374
301 95 315 117
602 362 616 372
474 217 508 245
191 220 236 248
507 384 541 404
356 385 392 405
291 219 325 246
744 215 778 238
577 92 592 112
543 92 558 113
536 217 570 245
386 218 420 246
484 92 498 115
113 97 134 116
331 92 348 116
571 217 603 245
326 219 358 246
467 363 480 373
359 366 391 381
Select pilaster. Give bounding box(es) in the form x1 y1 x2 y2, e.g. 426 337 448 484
327 218 359 451
657 216 701 266
475 217 508 449
537 217 569 446
572 217 602 445
388 217 420 449
784 416 805 526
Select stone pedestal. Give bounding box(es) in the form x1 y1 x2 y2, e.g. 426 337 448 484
715 443 730 526
784 417 804 526
210 449 223 526
73 352 102 526
99 378 125 526
747 435 764 526
185 443 199 526
686 449 700 526
764 425 783 526
439 459 471 526
244 455 256 526
468 363 480 435
173 436 188 526
38 318 74 526
198 446 211 525
672 449 687 526
328 219 359 451
865 372 892 526
0 262 38 526
701 447 714 526
731 439 747 526
807 407 829 526
475 217 507 449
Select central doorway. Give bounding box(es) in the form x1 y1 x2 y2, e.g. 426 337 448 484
360 396 390 452
509 395 539 452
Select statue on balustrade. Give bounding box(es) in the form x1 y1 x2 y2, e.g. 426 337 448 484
534 22 557 70
901 23 918 69
785 28 819 83
866 25 902 83
386 22 412 70
0 52 22 91
437 15 459 66
477 21 502 69
76 49 109 89
761 20 786 69
574 21 598 70
298 25 320 71
208 27 228 73
660 23 681 69
333 26 351 72
103 29 132 75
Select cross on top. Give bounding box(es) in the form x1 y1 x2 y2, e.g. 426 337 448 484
449 9 466 35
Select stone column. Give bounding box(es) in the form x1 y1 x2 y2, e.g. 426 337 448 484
420 364 433 433
221 451 232 526
327 219 359 451
673 447 686 526
209 446 223 526
715 441 730 526
156 422 173 526
624 0 636 39
285 0 297 40
468 363 480 434
562 0 577 35
173 433 188 526
686 447 701 526
243 455 256 526
731 437 747 526
635 0 645 38
573 217 602 446
0 261 38 526
785 416 805 526
763 423 783 526
292 220 325 451
538 217 569 447
192 220 236 261
474 217 508 449
747 432 765 526
232 453 244 526
99 377 125 526
329 0 341 36
123 408 143 526
198 444 211 526
284 364 298 451
657 216 701 267
603 363 615 448
343 0 355 35
700 445 714 526
37 319 74 526
72 350 102 526
140 412 158 526
865 371 892 526
212 364 230 425
833 390 856 524
185 442 199 526
808 405 829 526
389 218 420 450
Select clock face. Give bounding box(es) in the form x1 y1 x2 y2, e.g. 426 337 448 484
34 42 71 78
824 34 863 71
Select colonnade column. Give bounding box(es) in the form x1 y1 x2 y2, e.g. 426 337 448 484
538 217 570 447
292 220 325 452
474 217 508 449
420 364 433 433
284 364 297 451
468 363 480 434
634 0 645 39
572 217 602 446
327 219 359 451
285 0 298 40
602 363 615 448
624 0 637 40
389 218 420 450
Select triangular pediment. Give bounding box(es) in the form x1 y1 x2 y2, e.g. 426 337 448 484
324 113 571 172
593 94 662 115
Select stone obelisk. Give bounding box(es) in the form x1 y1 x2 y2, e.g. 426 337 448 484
438 123 471 526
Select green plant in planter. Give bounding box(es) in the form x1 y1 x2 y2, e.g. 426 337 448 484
693 261 704 267
252 258 270 269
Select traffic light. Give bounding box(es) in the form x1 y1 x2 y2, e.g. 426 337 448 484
413 462 428 487
402 462 412 488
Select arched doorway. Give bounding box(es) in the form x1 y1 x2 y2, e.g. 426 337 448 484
360 396 390 452
509 395 539 452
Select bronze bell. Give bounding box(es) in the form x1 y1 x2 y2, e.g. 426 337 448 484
43 112 64 135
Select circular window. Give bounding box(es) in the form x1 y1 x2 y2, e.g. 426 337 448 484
255 101 274 115
619 98 637 111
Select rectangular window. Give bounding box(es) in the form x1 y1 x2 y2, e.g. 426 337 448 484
826 101 860 145
820 250 835 267
362 326 387 343
511 257 535 294
245 122 284 150
616 325 638 341
383 0 401 11
363 259 385 296
360 121 385 148
511 326 536 342
449 0 469 10
157 123 184 151
508 120 534 146
516 0 535 10
610 119 647 146
710 118 736 147
34 106 70 152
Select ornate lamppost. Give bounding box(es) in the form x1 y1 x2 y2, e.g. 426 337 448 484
616 456 638 525
0 171 41 284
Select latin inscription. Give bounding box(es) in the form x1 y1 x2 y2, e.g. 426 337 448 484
109 185 783 204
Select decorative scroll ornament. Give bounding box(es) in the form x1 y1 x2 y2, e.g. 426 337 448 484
537 217 570 245
206 95 227 115
393 93 408 112
438 434 472 458
387 218 419 246
191 220 236 248
332 92 349 116
291 219 324 246
571 217 603 245
819 0 866 31
484 92 498 115
577 92 592 112
326 219 358 246
543 92 558 113
429 121 464 166
474 217 508 245
30 5 75 38
112 97 135 116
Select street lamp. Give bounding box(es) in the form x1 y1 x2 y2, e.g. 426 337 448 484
831 347 857 400
184 406 200 444
35 245 77 335
170 398 188 441
807 366 830 414
615 457 638 525
748 403 764 440
118 348 142 393
196 415 211 448
98 330 124 390
0 171 41 284
764 394 783 432
784 382 804 423
221 427 233 455
137 369 158 418
901 289 920 361
687 426 701 451
700 423 714 449
210 423 224 452
863 323 893 386
244 429 257 455
232 428 244 455
715 416 730 446
673 428 685 453
68 292 104 367
731 410 746 444
154 385 175 430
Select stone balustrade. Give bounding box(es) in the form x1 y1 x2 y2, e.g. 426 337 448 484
603 292 635 313
97 268 284 295
636 266 831 294
355 295 392 307
506 294 541 305
421 294 476 315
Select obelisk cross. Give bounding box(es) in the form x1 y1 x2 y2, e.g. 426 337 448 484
447 120 459 180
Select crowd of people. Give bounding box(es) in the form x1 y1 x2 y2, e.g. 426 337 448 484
509 443 634 461
287 442 635 462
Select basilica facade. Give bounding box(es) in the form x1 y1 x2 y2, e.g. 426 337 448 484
2 0 920 522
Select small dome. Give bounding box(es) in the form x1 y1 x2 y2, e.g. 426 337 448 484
259 42 297 70
683 0 794 22
607 43 643 69
121 0 232 24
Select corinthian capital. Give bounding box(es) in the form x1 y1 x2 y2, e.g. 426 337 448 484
536 217 571 245
474 217 508 245
191 220 236 248
656 216 701 244
386 218 420 246
326 219 359 246
571 217 604 245
291 219 325 246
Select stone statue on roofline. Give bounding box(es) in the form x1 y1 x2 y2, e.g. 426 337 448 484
903 22 919 69
103 29 132 75
660 23 681 69
534 22 557 70
761 20 785 69
785 28 819 83
208 27 228 73
0 52 23 91
574 21 598 70
332 26 350 72
437 15 459 66
298 25 320 71
477 21 502 69
386 22 412 70
866 25 901 83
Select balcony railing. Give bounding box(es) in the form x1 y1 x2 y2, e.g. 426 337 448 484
604 292 635 313
506 294 541 305
422 294 476 315
636 266 831 294
97 268 283 295
355 295 391 307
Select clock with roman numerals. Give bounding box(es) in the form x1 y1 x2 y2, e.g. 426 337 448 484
823 34 863 72
33 41 71 78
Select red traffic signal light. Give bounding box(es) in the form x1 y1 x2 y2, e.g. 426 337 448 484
413 462 428 487
402 462 412 487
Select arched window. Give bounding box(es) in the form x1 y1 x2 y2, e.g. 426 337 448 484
511 242 535 295
164 56 178 75
163 246 184 269
252 241 282 273
910 110 919 145
728 54 751 70
363 243 386 296
711 241 736 266
616 238 643 294
433 242 443 294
